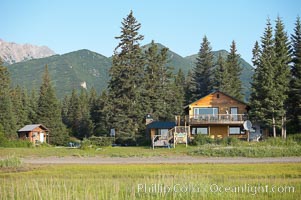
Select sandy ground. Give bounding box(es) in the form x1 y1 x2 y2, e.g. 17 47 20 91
22 156 301 165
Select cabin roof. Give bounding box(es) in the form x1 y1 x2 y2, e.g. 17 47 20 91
18 124 49 132
184 90 247 108
147 121 176 129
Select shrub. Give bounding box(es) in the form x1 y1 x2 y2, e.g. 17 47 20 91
89 136 114 147
262 137 297 146
190 134 214 146
220 137 240 146
0 139 32 148
288 134 301 144
80 138 92 150
80 136 114 150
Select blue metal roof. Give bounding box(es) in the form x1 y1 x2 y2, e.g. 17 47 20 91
147 121 176 129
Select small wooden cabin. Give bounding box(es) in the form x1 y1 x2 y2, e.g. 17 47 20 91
18 124 49 144
186 91 250 139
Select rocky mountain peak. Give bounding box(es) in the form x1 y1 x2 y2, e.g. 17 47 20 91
0 39 56 65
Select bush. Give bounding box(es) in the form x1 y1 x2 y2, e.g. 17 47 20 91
80 138 92 150
288 134 301 144
80 136 114 150
89 136 114 147
190 134 214 146
220 137 240 146
0 139 32 148
262 137 297 146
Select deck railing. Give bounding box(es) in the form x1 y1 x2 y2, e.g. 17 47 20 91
188 114 246 124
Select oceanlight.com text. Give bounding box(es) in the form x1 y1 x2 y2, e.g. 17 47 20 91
137 183 296 195
210 184 295 195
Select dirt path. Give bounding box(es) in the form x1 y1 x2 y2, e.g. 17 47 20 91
22 156 301 165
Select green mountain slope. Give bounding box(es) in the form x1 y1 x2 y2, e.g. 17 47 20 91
8 49 111 98
7 43 254 101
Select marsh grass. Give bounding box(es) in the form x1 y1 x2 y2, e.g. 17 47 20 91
0 155 22 168
0 163 300 199
0 135 301 159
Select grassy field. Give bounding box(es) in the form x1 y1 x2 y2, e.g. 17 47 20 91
0 163 300 200
1 143 301 159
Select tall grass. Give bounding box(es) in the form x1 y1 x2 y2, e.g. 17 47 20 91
0 164 300 199
0 155 22 168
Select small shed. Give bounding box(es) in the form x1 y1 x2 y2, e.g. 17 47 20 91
18 124 49 144
147 121 176 140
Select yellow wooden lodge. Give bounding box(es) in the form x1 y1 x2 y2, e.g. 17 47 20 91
147 91 256 148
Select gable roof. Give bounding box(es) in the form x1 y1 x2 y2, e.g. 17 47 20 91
185 90 247 108
18 124 49 132
147 121 176 129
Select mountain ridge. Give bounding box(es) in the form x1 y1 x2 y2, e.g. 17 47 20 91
7 43 253 100
0 39 55 65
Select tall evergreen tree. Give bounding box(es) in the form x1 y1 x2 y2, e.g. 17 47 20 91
11 86 29 129
106 11 144 144
289 16 301 133
190 36 214 101
184 70 194 104
91 91 110 136
250 17 291 138
250 18 277 136
143 41 174 121
170 69 185 118
274 16 292 138
0 59 16 138
37 65 68 145
224 41 243 100
28 89 38 124
212 53 228 91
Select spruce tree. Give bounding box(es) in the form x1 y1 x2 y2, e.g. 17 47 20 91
289 16 301 133
11 86 29 129
37 65 68 145
184 70 194 104
250 18 291 138
0 59 16 138
170 69 185 118
250 18 277 136
91 91 110 136
212 53 228 91
106 11 144 144
274 16 291 138
191 36 214 101
224 41 243 100
143 41 174 121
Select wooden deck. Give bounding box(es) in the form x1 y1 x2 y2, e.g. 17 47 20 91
188 114 246 125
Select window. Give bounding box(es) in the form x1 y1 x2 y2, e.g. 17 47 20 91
229 127 242 135
230 107 238 121
158 129 169 137
194 107 219 116
192 127 208 135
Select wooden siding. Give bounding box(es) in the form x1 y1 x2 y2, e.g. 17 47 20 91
209 126 228 138
18 127 47 144
188 91 248 116
186 91 248 138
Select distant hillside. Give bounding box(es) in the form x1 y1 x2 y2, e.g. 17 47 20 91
8 49 111 98
185 50 254 100
0 39 55 64
7 43 254 100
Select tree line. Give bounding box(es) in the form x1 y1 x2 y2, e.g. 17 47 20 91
0 11 300 145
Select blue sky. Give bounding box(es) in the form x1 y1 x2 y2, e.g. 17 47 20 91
0 0 300 63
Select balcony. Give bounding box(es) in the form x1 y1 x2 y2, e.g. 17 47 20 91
188 114 246 125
